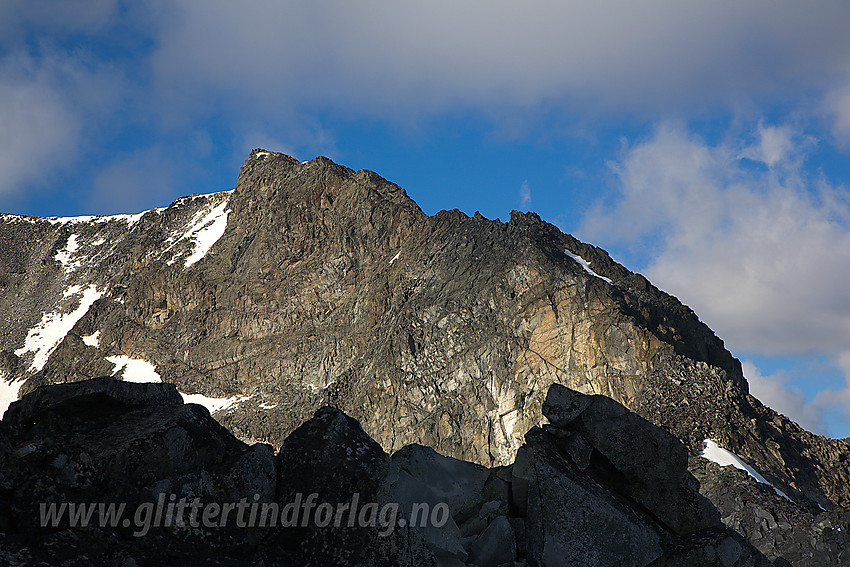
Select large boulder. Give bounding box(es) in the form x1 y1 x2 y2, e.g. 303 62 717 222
515 383 775 567
274 406 437 567
543 383 720 535
3 375 184 424
0 377 277 565
518 427 665 567
389 444 492 563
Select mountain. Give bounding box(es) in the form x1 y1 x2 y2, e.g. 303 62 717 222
1 149 849 565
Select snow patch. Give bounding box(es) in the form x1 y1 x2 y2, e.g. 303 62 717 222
0 213 38 225
564 249 612 284
106 356 162 383
47 210 154 226
259 402 278 410
0 372 25 419
700 439 792 502
254 151 271 159
171 200 230 268
63 284 82 298
14 285 103 372
389 251 401 265
54 234 81 272
181 392 250 414
3 210 155 226
47 215 97 225
82 331 100 347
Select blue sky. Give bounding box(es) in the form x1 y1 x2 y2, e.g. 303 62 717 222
3 1 850 437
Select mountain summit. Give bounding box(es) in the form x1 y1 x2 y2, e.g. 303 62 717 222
1 149 849 564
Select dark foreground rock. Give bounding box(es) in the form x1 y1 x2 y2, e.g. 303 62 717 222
692 457 850 565
0 378 785 566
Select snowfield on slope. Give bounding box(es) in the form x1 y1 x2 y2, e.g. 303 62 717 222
54 234 81 273
82 331 100 347
0 371 25 419
106 355 248 414
181 392 251 414
107 356 163 383
700 439 792 502
167 198 231 268
14 285 103 372
564 249 612 283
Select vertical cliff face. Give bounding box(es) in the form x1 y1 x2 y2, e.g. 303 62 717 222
1 149 849 526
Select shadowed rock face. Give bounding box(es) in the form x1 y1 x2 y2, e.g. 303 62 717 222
1 150 849 564
0 378 779 567
0 377 277 565
542 384 720 537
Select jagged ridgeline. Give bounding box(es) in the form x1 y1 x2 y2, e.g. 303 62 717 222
1 150 849 562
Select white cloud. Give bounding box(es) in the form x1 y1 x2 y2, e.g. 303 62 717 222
742 361 827 434
0 54 80 198
149 1 850 120
581 122 850 357
519 180 532 209
824 80 850 145
740 123 799 168
0 48 125 202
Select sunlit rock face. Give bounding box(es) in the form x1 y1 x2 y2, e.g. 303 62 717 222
2 151 850 565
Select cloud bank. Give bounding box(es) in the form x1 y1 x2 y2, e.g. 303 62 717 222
151 1 850 118
0 53 81 198
3 1 850 208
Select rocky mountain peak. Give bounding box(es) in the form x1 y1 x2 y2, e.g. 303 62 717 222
2 150 850 565
234 149 421 216
225 149 425 278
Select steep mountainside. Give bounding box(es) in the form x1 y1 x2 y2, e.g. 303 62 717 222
1 150 849 564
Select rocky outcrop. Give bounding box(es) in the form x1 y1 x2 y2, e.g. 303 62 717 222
1 150 746 468
2 150 850 564
692 457 850 565
542 384 720 537
0 378 780 566
0 377 277 565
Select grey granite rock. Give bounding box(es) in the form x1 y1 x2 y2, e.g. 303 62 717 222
468 515 516 567
544 384 720 536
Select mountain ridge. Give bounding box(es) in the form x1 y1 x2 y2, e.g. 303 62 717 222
2 149 849 564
